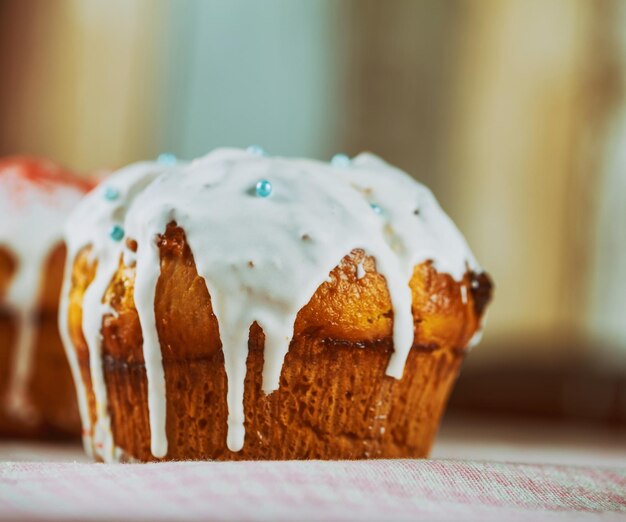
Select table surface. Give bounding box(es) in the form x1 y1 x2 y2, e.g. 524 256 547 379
1 415 624 522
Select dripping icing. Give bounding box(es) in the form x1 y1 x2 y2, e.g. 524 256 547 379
60 162 170 460
62 149 481 461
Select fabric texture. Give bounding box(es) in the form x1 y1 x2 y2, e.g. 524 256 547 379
0 459 624 521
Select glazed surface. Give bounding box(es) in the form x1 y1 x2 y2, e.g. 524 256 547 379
62 149 491 461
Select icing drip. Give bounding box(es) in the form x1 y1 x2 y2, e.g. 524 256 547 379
4 264 42 423
58 255 92 453
60 162 170 460
0 159 88 425
63 149 480 461
132 215 169 458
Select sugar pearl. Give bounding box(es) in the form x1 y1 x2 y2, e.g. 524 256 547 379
109 225 124 241
157 153 177 166
255 179 272 198
331 153 351 167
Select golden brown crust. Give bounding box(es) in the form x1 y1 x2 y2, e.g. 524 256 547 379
70 224 492 460
0 244 80 438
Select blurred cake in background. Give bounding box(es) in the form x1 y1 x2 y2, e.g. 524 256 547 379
0 157 92 438
62 148 492 462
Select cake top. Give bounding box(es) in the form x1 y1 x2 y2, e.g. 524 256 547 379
0 156 92 194
0 157 92 421
0 157 92 300
63 148 482 460
0 156 92 250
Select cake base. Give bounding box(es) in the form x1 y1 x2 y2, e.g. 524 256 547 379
96 326 463 461
0 311 80 439
66 225 489 462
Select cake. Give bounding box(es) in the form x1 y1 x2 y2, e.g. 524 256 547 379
0 157 92 437
61 148 492 462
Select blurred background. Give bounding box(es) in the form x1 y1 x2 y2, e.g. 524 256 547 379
0 0 624 433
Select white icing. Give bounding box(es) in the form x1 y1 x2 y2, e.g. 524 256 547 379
0 161 86 424
356 260 366 280
61 149 481 461
60 162 169 460
58 258 92 454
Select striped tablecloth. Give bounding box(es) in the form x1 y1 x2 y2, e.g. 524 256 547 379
1 459 624 521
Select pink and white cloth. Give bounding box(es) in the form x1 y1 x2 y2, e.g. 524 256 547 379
1 459 624 521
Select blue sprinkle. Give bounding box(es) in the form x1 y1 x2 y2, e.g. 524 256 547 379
255 179 273 198
247 145 266 157
157 153 177 165
103 186 119 201
331 153 351 167
109 225 125 242
370 202 383 215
